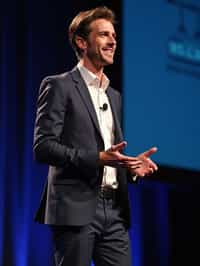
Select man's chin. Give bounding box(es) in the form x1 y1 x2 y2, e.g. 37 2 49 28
103 58 114 66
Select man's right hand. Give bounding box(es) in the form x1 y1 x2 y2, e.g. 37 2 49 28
99 141 142 169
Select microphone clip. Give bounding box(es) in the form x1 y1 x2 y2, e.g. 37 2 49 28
100 103 108 111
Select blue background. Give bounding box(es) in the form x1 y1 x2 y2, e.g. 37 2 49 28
123 0 200 171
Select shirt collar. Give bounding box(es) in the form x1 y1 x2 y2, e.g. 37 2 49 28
77 62 110 91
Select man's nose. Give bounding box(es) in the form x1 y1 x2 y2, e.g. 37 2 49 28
108 35 116 45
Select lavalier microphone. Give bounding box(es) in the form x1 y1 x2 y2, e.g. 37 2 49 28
99 103 108 111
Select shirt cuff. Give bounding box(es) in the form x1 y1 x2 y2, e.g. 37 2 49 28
132 174 138 182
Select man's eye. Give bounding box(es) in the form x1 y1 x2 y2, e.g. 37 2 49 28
100 32 107 36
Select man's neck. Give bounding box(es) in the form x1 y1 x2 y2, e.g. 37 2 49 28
79 58 104 80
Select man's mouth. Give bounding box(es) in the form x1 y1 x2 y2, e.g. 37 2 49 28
102 47 114 56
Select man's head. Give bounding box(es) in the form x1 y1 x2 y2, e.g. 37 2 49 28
68 6 117 69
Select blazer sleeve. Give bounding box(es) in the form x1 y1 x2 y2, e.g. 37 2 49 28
33 77 99 171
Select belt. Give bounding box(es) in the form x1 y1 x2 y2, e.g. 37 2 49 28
99 187 118 200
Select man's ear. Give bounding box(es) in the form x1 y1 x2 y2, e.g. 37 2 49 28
75 36 87 52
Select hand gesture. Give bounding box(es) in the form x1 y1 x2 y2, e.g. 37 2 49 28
99 141 142 169
128 147 158 177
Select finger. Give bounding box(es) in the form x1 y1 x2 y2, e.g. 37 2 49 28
115 160 142 168
106 160 134 168
105 155 141 168
148 167 154 174
146 167 155 176
124 161 142 168
118 162 133 168
135 170 145 177
114 160 142 169
141 147 158 158
110 141 127 152
146 158 158 171
130 164 142 170
121 156 142 162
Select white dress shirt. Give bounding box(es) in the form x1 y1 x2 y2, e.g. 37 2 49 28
77 62 118 189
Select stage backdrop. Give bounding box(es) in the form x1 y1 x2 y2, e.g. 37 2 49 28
123 0 200 171
1 0 200 266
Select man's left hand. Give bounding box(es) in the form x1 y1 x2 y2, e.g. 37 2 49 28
127 147 158 177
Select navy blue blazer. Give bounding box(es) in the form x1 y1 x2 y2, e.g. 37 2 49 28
33 67 132 228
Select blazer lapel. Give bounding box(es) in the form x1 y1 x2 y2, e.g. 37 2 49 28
106 87 123 143
70 67 102 139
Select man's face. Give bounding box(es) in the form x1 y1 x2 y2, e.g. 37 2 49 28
84 19 117 68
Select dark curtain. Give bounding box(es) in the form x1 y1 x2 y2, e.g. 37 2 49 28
0 1 121 266
1 1 200 266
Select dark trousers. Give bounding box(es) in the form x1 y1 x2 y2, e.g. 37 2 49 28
51 194 131 266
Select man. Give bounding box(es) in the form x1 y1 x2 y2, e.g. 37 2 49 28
33 6 158 266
